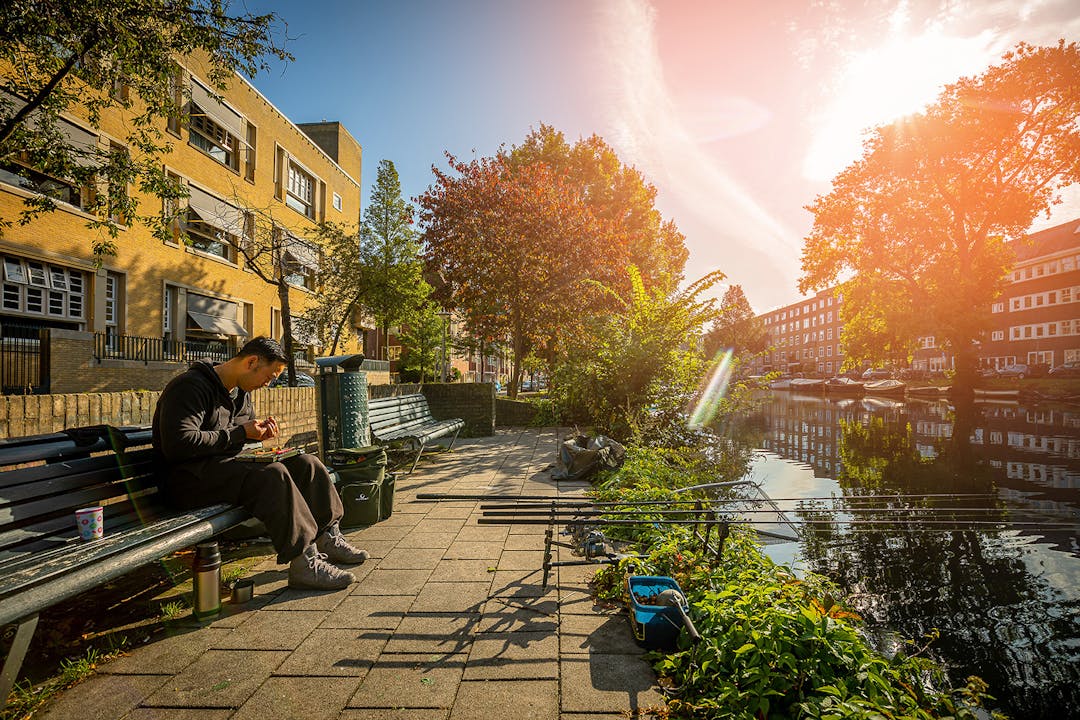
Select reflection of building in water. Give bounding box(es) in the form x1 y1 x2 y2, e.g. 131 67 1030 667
968 405 1080 494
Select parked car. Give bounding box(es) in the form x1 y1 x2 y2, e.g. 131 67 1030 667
861 368 891 380
268 371 316 388
1048 361 1080 378
997 363 1048 379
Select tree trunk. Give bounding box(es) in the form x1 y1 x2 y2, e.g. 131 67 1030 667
951 337 977 399
278 279 296 385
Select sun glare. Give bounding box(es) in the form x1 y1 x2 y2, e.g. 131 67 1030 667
803 25 998 182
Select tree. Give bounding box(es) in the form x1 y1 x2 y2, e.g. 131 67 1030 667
420 148 623 399
360 159 430 360
703 284 768 360
0 0 290 256
800 41 1080 392
553 265 724 441
398 303 445 382
304 221 368 356
510 124 689 295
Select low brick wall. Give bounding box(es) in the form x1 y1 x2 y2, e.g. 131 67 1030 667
420 383 495 437
495 397 538 427
0 387 318 449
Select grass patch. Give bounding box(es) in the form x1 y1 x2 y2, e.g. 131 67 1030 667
2 642 128 720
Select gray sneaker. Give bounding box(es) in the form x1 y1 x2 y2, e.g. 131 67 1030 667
288 549 356 590
316 528 370 565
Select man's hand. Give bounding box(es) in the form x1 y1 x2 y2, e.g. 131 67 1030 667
243 416 279 441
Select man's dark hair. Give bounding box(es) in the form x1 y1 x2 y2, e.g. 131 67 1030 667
237 336 288 364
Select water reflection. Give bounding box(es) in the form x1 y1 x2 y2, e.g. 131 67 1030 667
733 393 1080 719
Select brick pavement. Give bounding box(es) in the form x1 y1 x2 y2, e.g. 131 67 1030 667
37 428 665 720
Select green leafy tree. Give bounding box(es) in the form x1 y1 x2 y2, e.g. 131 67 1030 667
800 41 1080 392
304 221 368 355
398 303 445 382
0 0 290 256
703 284 768 360
360 159 430 360
553 265 724 441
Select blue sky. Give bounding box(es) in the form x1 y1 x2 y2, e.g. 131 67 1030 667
245 0 1080 311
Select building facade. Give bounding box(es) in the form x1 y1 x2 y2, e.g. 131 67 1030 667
753 218 1080 376
758 288 847 376
1 55 364 392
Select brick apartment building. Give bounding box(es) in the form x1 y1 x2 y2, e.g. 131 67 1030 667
753 217 1080 377
1 55 367 393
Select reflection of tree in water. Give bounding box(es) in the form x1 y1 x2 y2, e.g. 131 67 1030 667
800 403 1080 720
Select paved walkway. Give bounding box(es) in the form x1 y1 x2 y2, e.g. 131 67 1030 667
39 428 665 720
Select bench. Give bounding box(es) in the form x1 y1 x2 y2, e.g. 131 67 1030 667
368 394 464 474
0 425 249 707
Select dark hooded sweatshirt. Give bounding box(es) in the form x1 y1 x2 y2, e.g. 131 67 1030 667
152 360 254 503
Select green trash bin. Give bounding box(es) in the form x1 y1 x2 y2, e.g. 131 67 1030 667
328 446 388 528
380 472 396 520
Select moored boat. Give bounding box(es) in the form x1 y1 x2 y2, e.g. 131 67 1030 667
973 388 1020 402
824 377 866 395
908 385 950 397
863 379 907 397
768 378 792 390
789 378 826 393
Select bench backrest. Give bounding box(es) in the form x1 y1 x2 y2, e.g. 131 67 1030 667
368 394 437 436
0 425 163 562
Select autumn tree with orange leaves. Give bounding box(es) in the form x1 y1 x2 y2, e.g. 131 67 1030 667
419 127 689 399
800 41 1080 392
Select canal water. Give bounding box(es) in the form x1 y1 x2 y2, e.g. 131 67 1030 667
731 392 1080 720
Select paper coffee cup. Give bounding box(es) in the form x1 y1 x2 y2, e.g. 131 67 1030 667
75 506 104 541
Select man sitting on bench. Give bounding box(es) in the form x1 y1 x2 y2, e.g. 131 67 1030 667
152 336 368 591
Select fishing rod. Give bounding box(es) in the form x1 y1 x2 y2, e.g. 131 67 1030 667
424 492 1002 508
478 517 1080 529
479 506 1076 517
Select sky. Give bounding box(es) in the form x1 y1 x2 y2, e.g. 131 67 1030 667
243 0 1080 312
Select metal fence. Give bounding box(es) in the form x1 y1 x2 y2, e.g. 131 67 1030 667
0 328 49 395
94 333 239 364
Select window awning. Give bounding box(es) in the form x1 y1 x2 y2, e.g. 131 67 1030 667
186 293 248 337
189 79 244 140
284 236 319 269
186 185 244 238
2 90 99 167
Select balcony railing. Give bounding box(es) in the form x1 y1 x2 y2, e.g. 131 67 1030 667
94 333 239 364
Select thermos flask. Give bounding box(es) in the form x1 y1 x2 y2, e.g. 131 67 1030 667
192 541 222 619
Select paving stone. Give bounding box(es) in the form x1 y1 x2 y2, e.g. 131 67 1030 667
347 653 465 708
382 614 478 654
102 627 233 675
348 539 399 558
443 541 504 560
559 653 665 714
559 613 642 655
476 598 559 634
212 609 325 650
449 680 558 720
352 568 432 596
320 595 414 629
264 586 351 611
410 518 467 534
498 550 545 571
558 592 621 617
124 710 234 720
502 533 544 550
410 582 491 613
37 673 168 720
394 531 458 549
377 547 446 569
454 525 509 542
425 505 476 519
376 511 425 527
142 649 288 708
340 710 448 720
463 632 558 680
489 569 556 599
274 628 388 676
351 525 414 542
427 559 499 583
232 676 361 720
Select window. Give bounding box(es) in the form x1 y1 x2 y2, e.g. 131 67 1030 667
992 302 1004 313
0 155 87 209
992 330 1004 341
190 111 239 170
245 123 257 183
107 142 129 224
162 171 183 245
0 256 86 323
332 192 342 212
166 65 183 136
186 212 236 262
286 162 316 219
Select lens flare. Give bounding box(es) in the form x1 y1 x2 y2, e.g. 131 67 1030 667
688 349 734 430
